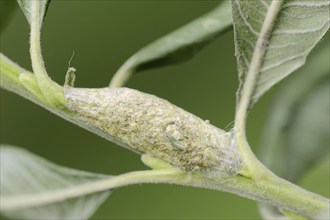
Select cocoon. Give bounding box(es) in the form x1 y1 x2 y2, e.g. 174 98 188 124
64 87 242 176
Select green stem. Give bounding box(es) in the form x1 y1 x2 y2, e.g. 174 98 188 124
29 0 66 107
234 0 284 178
1 169 185 211
109 58 135 88
0 53 74 123
253 173 329 218
0 54 32 97
1 156 328 219
198 169 329 219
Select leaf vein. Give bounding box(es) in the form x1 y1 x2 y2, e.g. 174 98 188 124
283 1 330 8
273 20 329 35
235 0 259 36
259 0 270 9
260 53 307 73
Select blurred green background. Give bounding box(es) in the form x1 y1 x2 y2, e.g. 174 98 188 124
1 1 329 219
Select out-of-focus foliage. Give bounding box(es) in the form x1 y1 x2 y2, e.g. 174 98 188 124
0 145 110 220
258 42 329 218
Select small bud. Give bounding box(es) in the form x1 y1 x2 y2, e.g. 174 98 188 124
64 87 242 176
141 154 173 170
64 67 76 87
19 72 48 103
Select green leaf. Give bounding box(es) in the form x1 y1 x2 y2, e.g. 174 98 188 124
0 145 111 220
258 45 329 219
0 0 17 34
232 0 329 108
16 0 50 27
109 0 232 88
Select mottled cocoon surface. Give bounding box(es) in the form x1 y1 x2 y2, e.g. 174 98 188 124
65 87 242 176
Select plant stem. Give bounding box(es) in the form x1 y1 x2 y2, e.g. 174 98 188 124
252 173 329 218
109 58 135 88
0 54 32 97
203 171 329 219
1 160 328 219
29 0 66 107
234 0 284 177
1 169 185 211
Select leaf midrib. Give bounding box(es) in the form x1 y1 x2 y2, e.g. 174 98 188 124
234 0 284 168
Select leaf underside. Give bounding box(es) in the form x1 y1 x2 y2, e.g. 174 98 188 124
0 145 111 220
232 0 330 106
